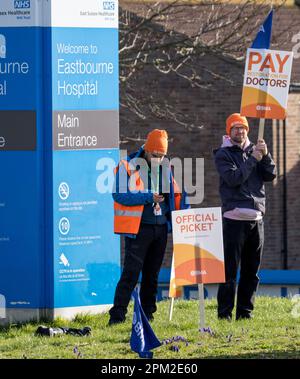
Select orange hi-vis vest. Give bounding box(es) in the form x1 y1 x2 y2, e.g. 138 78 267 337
114 159 182 235
114 160 145 235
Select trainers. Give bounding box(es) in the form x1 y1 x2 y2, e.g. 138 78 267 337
35 326 65 337
35 325 51 336
65 326 92 336
35 325 91 337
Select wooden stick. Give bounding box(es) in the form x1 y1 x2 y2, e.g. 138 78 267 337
198 283 205 330
169 297 174 321
258 118 265 140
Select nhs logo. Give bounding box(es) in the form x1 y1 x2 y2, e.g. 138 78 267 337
14 0 30 9
103 1 115 11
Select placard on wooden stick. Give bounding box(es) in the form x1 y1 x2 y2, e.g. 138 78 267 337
169 207 225 327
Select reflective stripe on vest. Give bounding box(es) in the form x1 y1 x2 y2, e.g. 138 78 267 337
113 159 182 234
114 209 143 217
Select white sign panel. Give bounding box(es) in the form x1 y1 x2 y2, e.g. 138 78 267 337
171 207 225 285
0 0 118 28
241 48 293 119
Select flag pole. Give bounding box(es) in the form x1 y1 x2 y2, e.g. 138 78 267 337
169 297 174 321
198 283 205 330
258 118 265 140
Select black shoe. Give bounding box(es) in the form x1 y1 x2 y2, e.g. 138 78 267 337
145 314 154 322
65 327 92 336
236 313 252 320
35 325 51 336
109 306 126 324
35 326 65 337
108 318 125 326
218 314 232 321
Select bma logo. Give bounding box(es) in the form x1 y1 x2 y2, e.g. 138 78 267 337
103 1 115 11
14 0 30 9
0 35 6 59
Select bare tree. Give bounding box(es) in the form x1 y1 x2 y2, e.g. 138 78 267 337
119 0 294 132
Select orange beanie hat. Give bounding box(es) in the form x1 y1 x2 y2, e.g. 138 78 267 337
144 129 168 155
226 113 249 136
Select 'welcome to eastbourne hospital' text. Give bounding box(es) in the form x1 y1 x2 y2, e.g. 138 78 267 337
56 43 114 99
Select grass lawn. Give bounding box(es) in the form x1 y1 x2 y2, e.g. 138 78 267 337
0 297 299 359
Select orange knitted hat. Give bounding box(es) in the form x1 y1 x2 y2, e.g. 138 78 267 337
144 129 168 155
226 113 249 136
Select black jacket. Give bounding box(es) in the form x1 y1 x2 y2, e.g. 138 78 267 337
213 143 277 215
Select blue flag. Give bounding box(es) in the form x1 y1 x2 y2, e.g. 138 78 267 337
251 10 273 49
130 288 161 359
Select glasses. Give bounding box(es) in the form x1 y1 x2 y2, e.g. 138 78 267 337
232 126 247 132
149 153 165 159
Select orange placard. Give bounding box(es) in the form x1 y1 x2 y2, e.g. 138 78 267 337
171 208 225 288
241 49 293 120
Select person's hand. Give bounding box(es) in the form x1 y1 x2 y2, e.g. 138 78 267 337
153 193 164 203
256 139 268 156
252 148 263 162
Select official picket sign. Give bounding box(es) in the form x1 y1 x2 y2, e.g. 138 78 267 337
240 48 293 119
171 207 225 286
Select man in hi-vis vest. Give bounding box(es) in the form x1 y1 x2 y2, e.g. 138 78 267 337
109 129 188 325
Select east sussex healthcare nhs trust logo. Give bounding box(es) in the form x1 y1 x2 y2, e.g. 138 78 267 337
102 1 115 11
14 0 30 9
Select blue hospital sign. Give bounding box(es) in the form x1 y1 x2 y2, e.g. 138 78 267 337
0 0 120 322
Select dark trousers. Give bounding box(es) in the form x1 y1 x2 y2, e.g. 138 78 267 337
217 218 264 319
109 223 168 321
